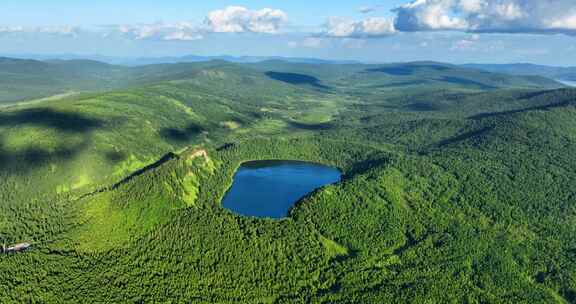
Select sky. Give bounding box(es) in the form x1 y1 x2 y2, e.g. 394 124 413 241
1 0 576 65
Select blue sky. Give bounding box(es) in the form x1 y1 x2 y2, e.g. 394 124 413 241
1 1 403 26
1 0 576 65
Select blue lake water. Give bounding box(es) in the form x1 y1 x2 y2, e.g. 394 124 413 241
221 160 342 219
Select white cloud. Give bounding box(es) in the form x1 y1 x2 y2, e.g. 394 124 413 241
0 25 80 37
451 36 478 51
110 6 287 41
359 6 377 14
459 0 482 13
163 31 203 41
4 1 576 46
0 26 25 34
450 33 480 51
288 37 327 48
548 14 576 30
204 6 287 33
394 0 469 31
394 0 576 35
116 22 203 41
358 4 387 14
38 26 80 37
324 17 396 38
448 34 509 52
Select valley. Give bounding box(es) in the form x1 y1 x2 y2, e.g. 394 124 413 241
0 59 575 303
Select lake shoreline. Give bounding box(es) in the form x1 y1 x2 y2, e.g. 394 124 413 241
220 160 342 219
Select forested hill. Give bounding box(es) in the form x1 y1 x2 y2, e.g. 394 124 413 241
250 60 564 91
0 57 574 302
463 63 576 84
0 57 124 103
0 57 565 105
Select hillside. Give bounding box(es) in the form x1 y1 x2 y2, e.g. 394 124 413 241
0 58 564 106
0 61 567 204
2 96 576 301
463 63 576 85
251 61 564 92
0 58 128 104
0 59 575 303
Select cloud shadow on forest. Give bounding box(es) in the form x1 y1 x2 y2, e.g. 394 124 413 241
265 71 330 89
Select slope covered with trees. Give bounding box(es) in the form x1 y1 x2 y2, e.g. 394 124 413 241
0 59 574 303
0 58 564 106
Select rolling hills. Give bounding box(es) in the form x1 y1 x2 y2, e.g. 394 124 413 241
0 58 565 106
463 63 576 85
0 58 575 303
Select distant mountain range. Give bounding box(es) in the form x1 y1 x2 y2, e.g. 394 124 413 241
3 54 575 85
1 53 361 66
462 63 576 85
0 57 565 105
125 55 362 66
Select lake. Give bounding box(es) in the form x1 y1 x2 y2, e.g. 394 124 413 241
221 160 342 218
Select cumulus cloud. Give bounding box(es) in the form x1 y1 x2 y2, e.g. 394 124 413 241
394 0 576 35
112 6 287 41
204 6 288 33
117 22 203 41
324 17 396 38
322 0 576 40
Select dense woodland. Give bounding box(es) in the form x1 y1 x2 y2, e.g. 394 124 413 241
0 59 575 303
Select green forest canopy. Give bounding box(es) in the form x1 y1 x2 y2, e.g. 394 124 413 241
0 59 574 303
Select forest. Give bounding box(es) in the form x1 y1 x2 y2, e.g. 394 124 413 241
0 59 575 303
